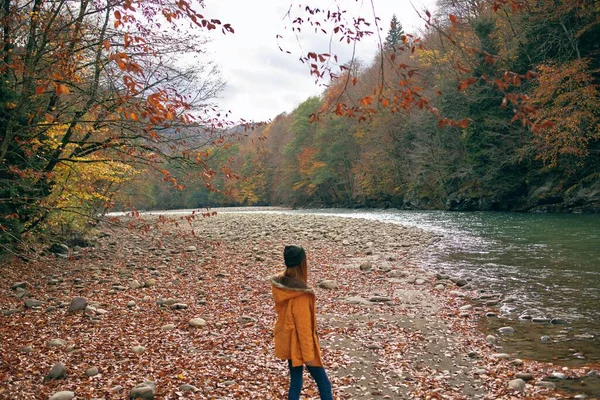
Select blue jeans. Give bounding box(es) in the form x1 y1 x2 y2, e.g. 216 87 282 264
287 360 333 400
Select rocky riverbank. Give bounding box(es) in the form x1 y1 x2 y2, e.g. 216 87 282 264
0 211 597 399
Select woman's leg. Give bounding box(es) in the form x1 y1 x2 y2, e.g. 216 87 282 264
306 366 333 400
287 360 304 400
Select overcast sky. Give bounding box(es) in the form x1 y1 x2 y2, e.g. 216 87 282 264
201 0 438 122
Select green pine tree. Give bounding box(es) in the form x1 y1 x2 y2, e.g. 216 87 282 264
384 14 404 52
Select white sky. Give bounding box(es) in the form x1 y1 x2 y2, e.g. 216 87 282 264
201 0 438 122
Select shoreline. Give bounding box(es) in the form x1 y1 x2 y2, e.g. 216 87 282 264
0 211 597 399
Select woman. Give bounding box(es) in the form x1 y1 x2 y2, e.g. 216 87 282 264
269 245 333 400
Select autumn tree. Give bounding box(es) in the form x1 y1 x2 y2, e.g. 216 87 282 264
0 0 231 248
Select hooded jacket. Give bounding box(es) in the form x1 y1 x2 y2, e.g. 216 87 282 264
270 274 323 367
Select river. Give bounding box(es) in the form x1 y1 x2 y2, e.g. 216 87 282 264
215 207 600 367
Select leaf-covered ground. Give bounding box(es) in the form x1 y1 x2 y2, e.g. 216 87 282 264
0 212 596 399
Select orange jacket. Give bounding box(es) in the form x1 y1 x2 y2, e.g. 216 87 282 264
270 274 323 367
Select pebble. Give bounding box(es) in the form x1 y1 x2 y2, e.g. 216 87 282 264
516 372 532 381
132 345 146 354
46 363 66 380
48 391 75 400
48 338 67 347
318 280 338 289
498 326 515 335
535 381 556 389
189 318 207 327
86 366 99 377
508 378 526 391
161 324 176 331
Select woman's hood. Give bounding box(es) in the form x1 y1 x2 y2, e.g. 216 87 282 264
269 274 314 305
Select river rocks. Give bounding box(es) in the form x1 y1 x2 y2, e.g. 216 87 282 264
359 262 372 271
45 363 66 380
388 270 408 278
179 384 199 392
86 367 99 377
550 372 567 379
510 359 524 366
161 324 176 331
498 326 515 335
48 391 75 400
551 318 568 324
68 296 88 312
129 381 156 400
11 282 29 290
516 372 533 381
189 318 207 327
49 243 69 255
131 345 146 354
318 280 338 289
344 296 366 305
536 381 556 389
24 299 44 308
238 315 257 324
532 317 551 323
170 303 188 310
491 353 511 359
508 378 526 391
129 280 143 289
369 295 391 303
540 335 552 342
459 305 473 311
486 335 498 344
48 338 67 347
435 284 445 290
144 279 156 288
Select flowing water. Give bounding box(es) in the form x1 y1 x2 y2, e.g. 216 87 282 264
222 208 600 368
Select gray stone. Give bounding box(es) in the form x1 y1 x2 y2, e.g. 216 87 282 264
24 299 45 308
129 381 156 400
435 284 445 290
129 280 143 289
510 359 523 366
508 378 526 391
68 297 88 312
46 363 66 380
170 303 188 310
388 270 408 278
161 324 176 331
368 295 391 303
131 345 146 354
238 315 257 324
48 338 67 347
11 282 28 290
49 243 69 255
189 318 207 327
516 373 533 381
491 353 511 359
532 317 551 323
459 305 473 311
127 301 136 308
551 372 567 379
86 366 99 376
318 280 338 289
144 279 156 288
486 335 498 344
179 384 199 392
20 345 33 353
344 296 364 305
535 381 556 390
359 262 372 271
550 318 568 325
541 335 552 342
414 278 426 285
49 391 75 400
498 326 515 335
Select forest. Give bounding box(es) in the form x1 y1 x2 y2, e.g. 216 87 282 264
1 0 599 250
128 0 599 213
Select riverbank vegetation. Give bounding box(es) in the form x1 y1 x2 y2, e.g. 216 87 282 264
128 1 600 213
